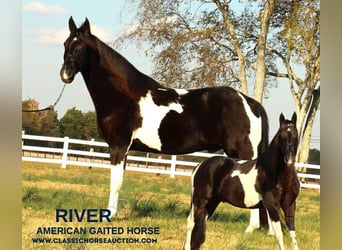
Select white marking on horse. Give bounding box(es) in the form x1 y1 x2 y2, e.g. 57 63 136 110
237 159 248 164
238 93 261 159
289 230 299 250
175 89 189 95
108 138 135 217
245 209 260 233
133 91 183 151
271 221 285 250
231 166 261 207
61 69 70 82
184 163 202 250
238 93 266 234
184 205 195 250
107 162 125 216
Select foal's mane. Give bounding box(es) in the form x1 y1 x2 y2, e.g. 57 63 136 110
256 120 292 175
78 32 164 100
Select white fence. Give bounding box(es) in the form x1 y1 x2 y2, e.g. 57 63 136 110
22 133 320 190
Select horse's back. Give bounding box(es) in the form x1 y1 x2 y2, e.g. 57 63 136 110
193 156 237 195
159 86 266 158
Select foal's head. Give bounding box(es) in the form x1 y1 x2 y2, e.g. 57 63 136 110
60 17 91 83
277 112 298 166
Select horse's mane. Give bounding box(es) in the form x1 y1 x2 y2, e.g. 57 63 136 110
80 33 164 98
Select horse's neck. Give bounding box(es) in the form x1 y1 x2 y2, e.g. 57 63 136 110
81 48 142 104
258 140 284 176
82 38 153 101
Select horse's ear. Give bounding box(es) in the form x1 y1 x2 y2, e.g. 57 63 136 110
291 112 297 124
279 113 285 125
68 16 77 33
80 18 91 35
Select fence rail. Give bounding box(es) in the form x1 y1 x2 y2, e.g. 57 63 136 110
22 133 320 189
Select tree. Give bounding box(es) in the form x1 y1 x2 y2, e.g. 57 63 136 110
271 0 320 163
22 99 59 137
22 99 41 135
118 0 277 100
59 107 85 139
117 0 319 163
40 110 60 137
308 148 320 165
83 111 102 141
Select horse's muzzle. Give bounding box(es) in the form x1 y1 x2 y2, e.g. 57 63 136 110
284 152 295 166
60 67 75 83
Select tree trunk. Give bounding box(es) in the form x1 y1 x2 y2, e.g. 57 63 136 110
254 0 275 103
297 87 320 163
295 87 319 184
213 0 249 95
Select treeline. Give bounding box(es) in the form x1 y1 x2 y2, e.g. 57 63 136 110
22 99 103 149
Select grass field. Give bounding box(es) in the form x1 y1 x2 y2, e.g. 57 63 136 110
22 162 320 250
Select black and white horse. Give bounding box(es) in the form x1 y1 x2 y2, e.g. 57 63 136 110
184 113 300 250
60 17 269 229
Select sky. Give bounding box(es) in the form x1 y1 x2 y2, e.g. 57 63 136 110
22 0 320 149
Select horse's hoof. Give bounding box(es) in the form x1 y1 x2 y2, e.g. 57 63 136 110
245 226 257 233
107 207 117 217
268 230 275 236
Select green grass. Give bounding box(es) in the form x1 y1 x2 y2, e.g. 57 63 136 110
22 162 320 250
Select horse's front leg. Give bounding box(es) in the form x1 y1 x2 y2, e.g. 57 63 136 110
245 209 260 233
245 207 273 234
283 202 299 250
263 192 285 250
107 162 125 216
107 148 127 216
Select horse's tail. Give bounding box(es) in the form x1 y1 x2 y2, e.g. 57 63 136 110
257 104 270 230
258 104 269 155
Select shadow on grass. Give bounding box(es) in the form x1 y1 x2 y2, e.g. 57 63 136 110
210 211 249 223
124 195 189 219
114 195 249 224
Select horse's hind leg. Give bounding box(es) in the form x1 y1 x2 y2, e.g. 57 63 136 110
184 198 208 250
206 197 220 219
184 204 195 250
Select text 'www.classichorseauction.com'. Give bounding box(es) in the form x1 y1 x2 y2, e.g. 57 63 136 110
31 209 159 245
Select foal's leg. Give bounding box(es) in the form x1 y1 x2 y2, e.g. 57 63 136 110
283 202 299 250
184 204 195 250
263 192 285 250
205 197 220 219
245 209 260 233
184 198 208 250
246 207 272 234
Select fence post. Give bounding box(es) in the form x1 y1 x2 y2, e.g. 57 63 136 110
22 130 25 146
61 136 69 168
170 155 177 179
89 138 95 168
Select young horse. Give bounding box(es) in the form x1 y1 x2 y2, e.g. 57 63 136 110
60 17 269 229
184 113 300 250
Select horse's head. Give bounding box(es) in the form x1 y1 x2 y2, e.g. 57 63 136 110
278 112 299 166
60 17 91 83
